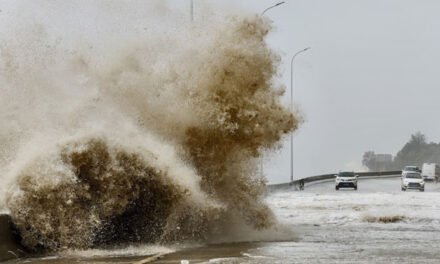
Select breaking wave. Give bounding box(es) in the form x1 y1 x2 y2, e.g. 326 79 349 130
0 3 297 252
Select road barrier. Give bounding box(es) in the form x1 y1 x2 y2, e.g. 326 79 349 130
267 170 402 192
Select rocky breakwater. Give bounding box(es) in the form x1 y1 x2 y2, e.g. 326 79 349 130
0 214 25 261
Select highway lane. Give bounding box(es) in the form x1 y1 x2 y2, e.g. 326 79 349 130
304 175 440 193
257 177 440 263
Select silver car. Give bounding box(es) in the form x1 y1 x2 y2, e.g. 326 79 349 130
335 171 358 190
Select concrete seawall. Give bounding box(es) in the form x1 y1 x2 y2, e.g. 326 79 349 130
0 214 24 262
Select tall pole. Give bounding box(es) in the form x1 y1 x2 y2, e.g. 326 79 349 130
261 2 285 15
259 1 286 178
190 0 194 21
290 47 311 183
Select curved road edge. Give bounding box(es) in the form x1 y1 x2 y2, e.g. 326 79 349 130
267 170 402 192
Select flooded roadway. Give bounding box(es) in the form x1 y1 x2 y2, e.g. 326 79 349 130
5 177 440 263
251 177 440 263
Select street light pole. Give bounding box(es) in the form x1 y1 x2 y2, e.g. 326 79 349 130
261 2 286 16
190 0 194 21
259 1 286 179
290 47 311 183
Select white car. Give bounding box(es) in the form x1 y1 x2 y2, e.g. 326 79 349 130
402 165 421 176
401 172 425 191
335 172 358 190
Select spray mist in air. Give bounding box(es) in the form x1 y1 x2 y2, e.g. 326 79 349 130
0 2 298 251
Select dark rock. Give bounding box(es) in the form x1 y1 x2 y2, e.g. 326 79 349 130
0 214 25 261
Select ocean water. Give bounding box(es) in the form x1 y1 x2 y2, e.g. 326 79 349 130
6 178 440 263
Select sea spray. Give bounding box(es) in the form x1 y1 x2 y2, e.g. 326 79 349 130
0 7 297 251
7 135 219 250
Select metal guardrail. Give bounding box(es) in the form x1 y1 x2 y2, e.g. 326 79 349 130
267 170 402 192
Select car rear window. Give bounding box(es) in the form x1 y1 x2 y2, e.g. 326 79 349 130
405 173 421 179
338 172 354 177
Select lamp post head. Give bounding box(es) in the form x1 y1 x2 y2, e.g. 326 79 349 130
262 1 286 15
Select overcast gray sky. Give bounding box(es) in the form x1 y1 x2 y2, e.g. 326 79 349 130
2 0 440 184
214 0 440 183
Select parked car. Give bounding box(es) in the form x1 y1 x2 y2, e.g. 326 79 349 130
402 165 421 176
335 171 358 190
401 172 425 191
421 163 440 182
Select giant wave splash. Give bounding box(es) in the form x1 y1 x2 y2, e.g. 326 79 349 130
0 4 297 252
